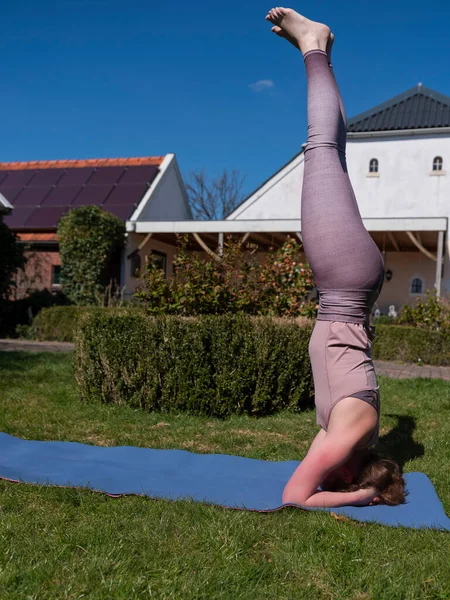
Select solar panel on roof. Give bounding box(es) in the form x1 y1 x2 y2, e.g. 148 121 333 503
88 167 126 186
0 186 25 203
30 169 66 187
1 171 36 187
14 187 52 206
57 168 95 186
24 206 68 228
103 182 148 206
104 204 135 220
3 206 36 228
119 165 159 184
41 186 83 207
71 185 114 207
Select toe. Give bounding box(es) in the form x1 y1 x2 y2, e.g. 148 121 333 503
271 25 285 38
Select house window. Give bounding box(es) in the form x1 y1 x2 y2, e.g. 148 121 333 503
432 156 443 171
410 278 424 295
51 265 61 287
130 252 141 278
150 250 167 276
369 158 379 173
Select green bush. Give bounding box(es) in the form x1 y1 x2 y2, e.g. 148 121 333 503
25 305 143 342
74 313 314 417
135 236 317 318
372 324 450 366
397 291 450 336
0 216 26 302
58 206 126 306
373 315 398 326
1 289 69 338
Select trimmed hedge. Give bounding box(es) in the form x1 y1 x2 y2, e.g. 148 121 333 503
372 324 450 366
21 305 450 367
74 313 314 417
25 305 144 343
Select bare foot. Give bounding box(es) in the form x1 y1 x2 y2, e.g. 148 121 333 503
270 24 300 49
266 7 331 55
271 24 334 63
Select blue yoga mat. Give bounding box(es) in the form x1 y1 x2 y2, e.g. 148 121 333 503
1 432 449 531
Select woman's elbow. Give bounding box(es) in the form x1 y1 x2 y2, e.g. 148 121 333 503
282 485 308 506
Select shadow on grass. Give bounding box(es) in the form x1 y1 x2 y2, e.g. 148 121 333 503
378 414 425 470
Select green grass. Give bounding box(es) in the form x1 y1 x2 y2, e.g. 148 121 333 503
0 352 449 600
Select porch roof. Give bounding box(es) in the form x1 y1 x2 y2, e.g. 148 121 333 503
127 217 447 235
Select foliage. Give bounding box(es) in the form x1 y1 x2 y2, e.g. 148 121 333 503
373 314 398 326
74 312 314 417
258 239 316 317
57 206 126 306
21 305 143 342
2 289 69 339
0 216 26 301
186 169 245 220
397 290 450 336
135 235 317 318
372 324 450 365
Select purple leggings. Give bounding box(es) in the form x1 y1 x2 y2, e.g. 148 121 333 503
301 50 383 441
301 50 384 323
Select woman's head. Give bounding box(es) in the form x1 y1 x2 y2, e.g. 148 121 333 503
323 450 407 505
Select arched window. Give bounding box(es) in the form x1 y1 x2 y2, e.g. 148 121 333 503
433 156 443 171
411 278 423 295
369 158 379 173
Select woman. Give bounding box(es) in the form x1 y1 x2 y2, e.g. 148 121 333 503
265 7 406 508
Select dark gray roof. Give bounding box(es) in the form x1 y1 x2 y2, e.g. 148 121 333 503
348 85 450 133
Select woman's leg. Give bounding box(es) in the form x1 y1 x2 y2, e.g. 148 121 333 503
301 49 384 291
267 8 384 293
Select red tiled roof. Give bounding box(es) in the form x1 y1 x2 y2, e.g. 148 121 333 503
0 157 165 230
17 233 59 242
0 157 164 171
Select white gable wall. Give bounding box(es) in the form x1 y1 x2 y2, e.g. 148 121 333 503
231 133 450 221
134 155 191 222
229 153 305 220
229 132 450 297
346 134 450 218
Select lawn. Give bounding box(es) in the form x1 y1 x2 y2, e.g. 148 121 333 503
0 351 449 600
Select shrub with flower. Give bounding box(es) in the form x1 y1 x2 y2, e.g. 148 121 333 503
134 235 317 318
397 290 450 338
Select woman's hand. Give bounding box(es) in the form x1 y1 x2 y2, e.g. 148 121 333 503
354 487 380 506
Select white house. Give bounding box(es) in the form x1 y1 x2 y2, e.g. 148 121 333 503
0 155 190 298
127 85 449 314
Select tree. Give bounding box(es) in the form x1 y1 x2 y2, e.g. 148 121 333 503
186 169 246 220
0 216 26 301
58 206 126 306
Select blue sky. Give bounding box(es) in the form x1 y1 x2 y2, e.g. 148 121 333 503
2 1 450 197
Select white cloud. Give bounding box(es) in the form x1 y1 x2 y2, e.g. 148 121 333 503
249 79 275 93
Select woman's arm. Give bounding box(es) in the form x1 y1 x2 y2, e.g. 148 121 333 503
282 433 378 508
284 486 379 508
